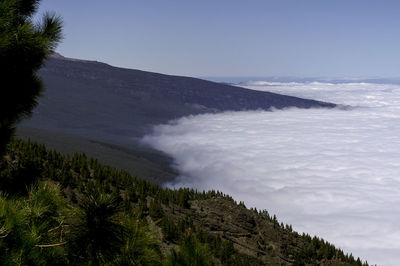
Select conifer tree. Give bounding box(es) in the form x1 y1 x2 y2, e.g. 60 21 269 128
0 0 62 155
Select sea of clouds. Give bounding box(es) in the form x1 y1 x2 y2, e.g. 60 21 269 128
142 81 400 265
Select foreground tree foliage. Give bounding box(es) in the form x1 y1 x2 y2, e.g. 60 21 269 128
166 231 212 266
0 139 371 266
69 184 125 265
0 183 68 265
0 0 62 155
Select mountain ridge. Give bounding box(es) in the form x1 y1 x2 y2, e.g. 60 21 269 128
20 54 337 183
28 54 336 140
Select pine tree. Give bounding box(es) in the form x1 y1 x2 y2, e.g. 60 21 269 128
0 0 62 155
69 184 125 265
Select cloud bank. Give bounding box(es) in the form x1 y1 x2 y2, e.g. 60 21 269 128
142 82 400 265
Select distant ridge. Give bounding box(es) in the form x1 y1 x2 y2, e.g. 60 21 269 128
19 54 336 182
50 52 96 63
25 54 336 140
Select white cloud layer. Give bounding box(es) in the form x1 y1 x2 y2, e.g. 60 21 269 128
142 82 400 266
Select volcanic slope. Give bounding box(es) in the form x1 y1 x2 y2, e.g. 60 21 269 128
20 54 336 182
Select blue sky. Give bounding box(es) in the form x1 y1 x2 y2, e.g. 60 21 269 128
37 0 400 78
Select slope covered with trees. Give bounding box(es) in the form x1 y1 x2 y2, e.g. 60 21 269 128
0 139 370 265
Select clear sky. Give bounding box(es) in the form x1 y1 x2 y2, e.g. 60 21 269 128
37 0 400 78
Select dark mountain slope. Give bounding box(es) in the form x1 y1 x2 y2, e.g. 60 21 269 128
20 55 336 183
23 55 335 141
16 127 177 184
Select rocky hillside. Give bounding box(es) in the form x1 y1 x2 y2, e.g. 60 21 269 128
0 139 368 265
